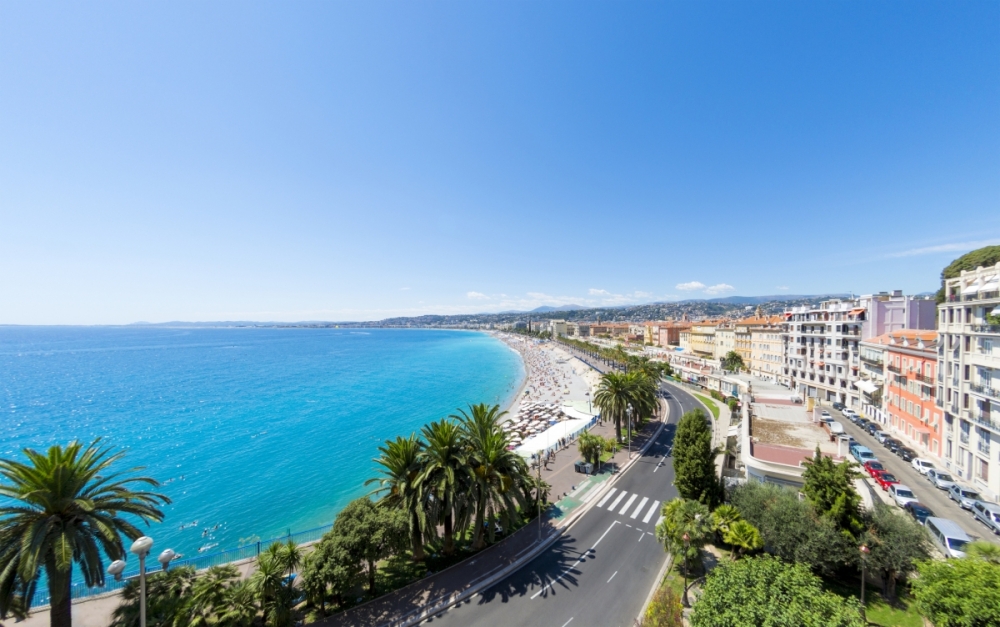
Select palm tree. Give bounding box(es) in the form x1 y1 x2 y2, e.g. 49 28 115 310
710 504 741 537
457 405 530 550
249 543 297 627
217 579 257 627
722 520 762 560
109 565 195 627
417 420 468 555
0 439 169 627
594 372 634 443
187 565 241 627
366 434 428 561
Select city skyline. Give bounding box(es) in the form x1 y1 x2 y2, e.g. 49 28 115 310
2 2 998 324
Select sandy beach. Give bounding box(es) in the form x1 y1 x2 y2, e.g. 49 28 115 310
493 333 601 418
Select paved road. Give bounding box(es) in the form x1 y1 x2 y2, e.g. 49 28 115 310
832 407 1000 545
419 381 701 627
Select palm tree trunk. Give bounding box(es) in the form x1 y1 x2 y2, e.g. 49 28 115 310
443 510 454 555
472 497 487 551
48 569 72 627
368 558 377 596
411 513 425 561
614 416 622 443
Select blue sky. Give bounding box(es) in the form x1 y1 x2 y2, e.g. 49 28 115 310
1 2 998 324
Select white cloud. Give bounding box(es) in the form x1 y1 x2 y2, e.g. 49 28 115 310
633 291 653 298
676 281 706 291
589 288 610 295
466 291 489 300
704 283 736 295
886 239 1000 259
526 292 551 300
776 286 789 291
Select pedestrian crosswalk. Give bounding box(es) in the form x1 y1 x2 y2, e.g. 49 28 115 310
594 488 661 526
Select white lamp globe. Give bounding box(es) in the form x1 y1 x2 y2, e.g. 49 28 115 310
130 536 154 557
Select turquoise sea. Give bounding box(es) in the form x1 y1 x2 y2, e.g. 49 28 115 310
0 327 524 561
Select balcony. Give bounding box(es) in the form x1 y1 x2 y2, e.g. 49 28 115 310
971 324 1000 334
887 364 902 374
957 289 1000 303
913 372 934 385
971 410 1000 432
970 383 1000 401
860 354 884 366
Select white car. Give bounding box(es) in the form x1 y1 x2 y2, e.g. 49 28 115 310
911 458 936 476
927 469 956 491
889 484 918 508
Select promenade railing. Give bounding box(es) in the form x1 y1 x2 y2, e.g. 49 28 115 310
34 522 334 607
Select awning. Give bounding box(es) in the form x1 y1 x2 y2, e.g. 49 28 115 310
855 379 879 394
978 277 999 293
849 308 866 315
964 279 982 293
783 313 793 318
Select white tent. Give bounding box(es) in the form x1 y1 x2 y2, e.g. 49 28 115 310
561 405 597 421
515 418 592 458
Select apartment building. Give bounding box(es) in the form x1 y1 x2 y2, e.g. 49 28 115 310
938 262 1000 500
883 330 942 458
858 334 889 424
656 322 692 347
750 324 784 382
689 322 719 358
715 324 736 361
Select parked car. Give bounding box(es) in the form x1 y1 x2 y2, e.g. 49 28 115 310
911 458 936 476
875 431 890 444
821 410 831 419
851 444 878 465
885 439 902 454
867 423 881 436
862 460 886 478
833 402 845 411
927 469 957 491
896 447 916 462
890 484 918 508
875 472 901 491
844 409 859 421
948 484 983 510
856 418 870 429
926 517 971 558
972 501 1000 535
904 501 934 524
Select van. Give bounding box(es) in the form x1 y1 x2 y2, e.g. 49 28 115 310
850 444 877 464
925 517 971 558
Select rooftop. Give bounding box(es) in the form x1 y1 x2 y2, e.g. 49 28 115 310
750 401 843 466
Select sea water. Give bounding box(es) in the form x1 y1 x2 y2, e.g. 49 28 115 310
0 327 523 559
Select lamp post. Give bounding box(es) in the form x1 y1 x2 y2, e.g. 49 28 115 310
859 544 870 622
108 536 175 627
536 449 544 541
681 532 691 607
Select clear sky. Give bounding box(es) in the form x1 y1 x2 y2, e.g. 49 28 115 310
1 2 998 324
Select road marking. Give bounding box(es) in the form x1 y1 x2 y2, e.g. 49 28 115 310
596 488 617 508
643 500 661 524
638 530 644 542
607 491 627 511
619 493 638 515
626 524 632 527
655 515 664 527
531 521 619 599
630 496 649 519
607 571 618 583
560 619 574 627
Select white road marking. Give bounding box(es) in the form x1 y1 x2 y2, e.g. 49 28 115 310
607 571 618 583
560 619 574 627
619 493 638 515
638 530 644 542
642 500 661 524
607 491 627 511
531 521 619 599
596 488 617 508
630 497 649 519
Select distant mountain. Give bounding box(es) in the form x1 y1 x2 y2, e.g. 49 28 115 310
675 294 849 305
497 304 587 314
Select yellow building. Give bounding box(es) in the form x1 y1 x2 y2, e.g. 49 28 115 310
689 322 720 358
750 324 784 382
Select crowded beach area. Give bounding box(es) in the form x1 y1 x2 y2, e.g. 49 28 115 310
493 333 602 458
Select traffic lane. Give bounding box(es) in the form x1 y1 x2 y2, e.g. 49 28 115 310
836 411 1000 545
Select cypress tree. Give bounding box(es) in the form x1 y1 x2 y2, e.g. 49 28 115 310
673 408 720 507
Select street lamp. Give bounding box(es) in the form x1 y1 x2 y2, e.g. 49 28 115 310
859 544 870 621
536 449 544 541
110 536 176 627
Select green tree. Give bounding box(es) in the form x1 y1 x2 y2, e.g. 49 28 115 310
655 498 712 578
937 245 1000 303
594 372 635 443
722 520 762 560
710 504 741 536
642 583 683 627
0 440 169 627
366 433 428 561
110 566 196 627
860 503 930 600
417 419 468 555
329 497 408 597
217 580 256 627
801 447 863 537
912 546 1000 627
577 433 603 472
300 533 361 614
728 480 855 576
672 409 720 507
249 541 301 627
188 565 242 627
721 351 744 372
690 555 864 627
456 404 530 550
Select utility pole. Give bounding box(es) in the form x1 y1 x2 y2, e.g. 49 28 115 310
536 449 543 540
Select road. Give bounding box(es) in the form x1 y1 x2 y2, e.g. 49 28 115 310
833 407 1000 545
419 381 702 627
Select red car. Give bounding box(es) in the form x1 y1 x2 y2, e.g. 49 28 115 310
863 461 885 478
875 471 900 491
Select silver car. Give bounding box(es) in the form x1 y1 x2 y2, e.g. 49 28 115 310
948 484 983 510
972 501 1000 535
927 469 956 491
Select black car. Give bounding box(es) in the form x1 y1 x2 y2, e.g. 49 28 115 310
867 423 880 436
857 418 870 429
832 402 845 411
886 439 902 453
903 501 934 524
897 447 916 462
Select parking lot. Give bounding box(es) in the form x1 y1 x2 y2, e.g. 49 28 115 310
832 407 1000 546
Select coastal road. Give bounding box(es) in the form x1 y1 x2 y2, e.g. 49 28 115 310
418 380 702 627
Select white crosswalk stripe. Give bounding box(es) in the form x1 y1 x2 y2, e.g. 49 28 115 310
618 493 638 515
642 500 661 524
630 497 649 519
596 488 617 508
607 491 627 511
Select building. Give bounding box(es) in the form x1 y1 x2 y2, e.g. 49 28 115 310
938 261 1000 500
860 291 937 339
679 329 692 352
750 323 784 382
715 325 736 361
689 322 719 358
656 321 692 347
858 334 889 424
881 330 942 460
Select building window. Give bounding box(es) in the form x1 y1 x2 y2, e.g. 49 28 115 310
978 458 989 482
978 428 992 456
